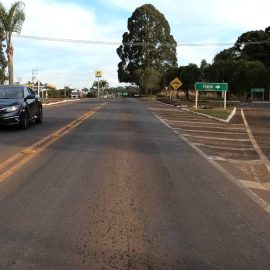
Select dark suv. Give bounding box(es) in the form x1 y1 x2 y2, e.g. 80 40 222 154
0 85 43 129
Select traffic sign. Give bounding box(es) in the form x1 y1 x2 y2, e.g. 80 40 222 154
95 70 102 77
170 77 182 90
195 82 228 92
251 88 265 93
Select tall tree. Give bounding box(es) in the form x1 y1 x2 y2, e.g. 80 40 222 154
0 1 25 84
117 4 177 92
178 64 201 99
234 29 270 67
0 29 7 84
134 67 162 95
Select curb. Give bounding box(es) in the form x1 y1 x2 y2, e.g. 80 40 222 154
43 99 81 107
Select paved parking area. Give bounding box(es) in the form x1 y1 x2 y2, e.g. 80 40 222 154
142 99 270 204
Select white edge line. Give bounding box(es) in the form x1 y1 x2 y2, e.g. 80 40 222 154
154 112 270 215
241 109 270 174
226 107 237 122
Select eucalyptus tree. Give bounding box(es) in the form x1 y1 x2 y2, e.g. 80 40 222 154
117 4 177 93
0 1 25 84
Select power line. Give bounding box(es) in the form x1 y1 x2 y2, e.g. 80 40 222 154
13 33 270 47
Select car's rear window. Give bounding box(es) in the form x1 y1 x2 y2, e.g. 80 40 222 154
0 87 24 99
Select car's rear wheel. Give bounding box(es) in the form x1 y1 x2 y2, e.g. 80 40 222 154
35 106 43 123
19 111 29 129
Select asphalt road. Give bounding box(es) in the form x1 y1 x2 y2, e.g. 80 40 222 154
1 98 270 269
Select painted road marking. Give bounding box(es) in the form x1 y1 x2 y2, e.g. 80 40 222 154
240 180 268 191
0 103 107 184
208 156 268 165
241 109 270 174
154 112 270 215
183 134 250 142
160 116 207 121
193 143 256 151
173 125 246 131
179 129 246 135
167 119 224 124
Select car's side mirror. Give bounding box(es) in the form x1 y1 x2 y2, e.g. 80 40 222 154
26 94 36 99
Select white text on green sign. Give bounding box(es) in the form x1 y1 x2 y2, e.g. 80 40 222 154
195 82 228 92
251 88 265 93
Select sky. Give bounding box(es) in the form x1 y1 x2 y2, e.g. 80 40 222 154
2 0 270 89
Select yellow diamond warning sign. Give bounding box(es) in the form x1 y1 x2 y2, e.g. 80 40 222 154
170 77 182 90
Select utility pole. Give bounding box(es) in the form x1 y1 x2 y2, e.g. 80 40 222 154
32 69 39 96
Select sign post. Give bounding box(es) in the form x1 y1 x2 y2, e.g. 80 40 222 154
194 82 228 110
169 77 182 100
195 90 198 109
95 70 102 98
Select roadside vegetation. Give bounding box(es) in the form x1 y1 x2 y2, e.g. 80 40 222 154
0 1 25 84
0 1 268 109
117 4 270 101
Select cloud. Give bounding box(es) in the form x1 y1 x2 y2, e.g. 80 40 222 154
2 0 270 88
2 0 124 88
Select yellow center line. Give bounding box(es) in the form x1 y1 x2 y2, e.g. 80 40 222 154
0 103 107 184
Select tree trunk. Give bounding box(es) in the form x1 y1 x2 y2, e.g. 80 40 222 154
176 89 180 99
185 90 189 100
7 44 14 85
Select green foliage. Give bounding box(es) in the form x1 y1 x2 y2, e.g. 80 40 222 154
125 85 140 96
165 66 178 85
199 26 270 100
47 89 66 98
200 59 210 81
214 48 238 62
117 3 177 91
92 79 109 90
134 67 162 95
0 29 7 84
234 29 270 67
0 1 25 84
86 92 96 98
178 64 201 99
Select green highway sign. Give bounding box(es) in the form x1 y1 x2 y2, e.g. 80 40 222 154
251 88 265 93
195 82 228 92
